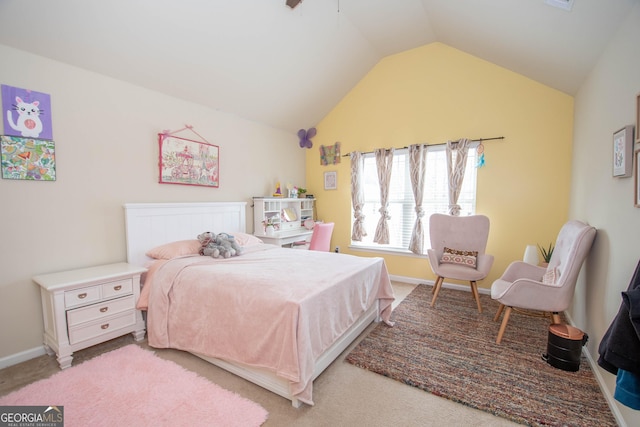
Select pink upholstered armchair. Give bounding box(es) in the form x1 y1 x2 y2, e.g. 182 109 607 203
427 214 494 312
491 220 596 344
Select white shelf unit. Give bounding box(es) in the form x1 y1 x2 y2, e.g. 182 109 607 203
253 197 315 237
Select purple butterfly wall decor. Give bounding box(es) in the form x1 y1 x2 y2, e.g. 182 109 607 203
298 127 316 149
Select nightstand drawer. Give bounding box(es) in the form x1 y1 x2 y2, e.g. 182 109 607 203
66 295 135 327
64 286 101 309
68 311 137 345
102 278 133 299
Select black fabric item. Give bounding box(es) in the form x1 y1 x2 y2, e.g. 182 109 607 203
598 259 640 375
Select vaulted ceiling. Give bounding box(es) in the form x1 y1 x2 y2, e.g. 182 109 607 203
0 0 636 133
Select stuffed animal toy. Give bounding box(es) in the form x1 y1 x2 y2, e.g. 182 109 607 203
197 231 221 258
214 232 243 258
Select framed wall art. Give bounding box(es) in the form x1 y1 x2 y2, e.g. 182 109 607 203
158 133 219 187
2 84 54 141
613 125 634 178
635 149 640 207
324 171 337 190
636 93 640 143
1 135 56 181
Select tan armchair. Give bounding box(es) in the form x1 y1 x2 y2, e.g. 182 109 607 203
427 214 494 312
491 220 596 344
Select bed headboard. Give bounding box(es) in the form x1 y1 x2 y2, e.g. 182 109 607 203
124 202 247 267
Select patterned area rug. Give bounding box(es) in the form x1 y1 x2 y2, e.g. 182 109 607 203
346 285 617 427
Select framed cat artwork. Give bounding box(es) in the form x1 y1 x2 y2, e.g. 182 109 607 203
2 85 53 141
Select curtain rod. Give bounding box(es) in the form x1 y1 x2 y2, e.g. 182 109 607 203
342 136 505 157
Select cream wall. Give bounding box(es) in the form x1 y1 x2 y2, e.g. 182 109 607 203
0 44 305 360
570 4 640 426
308 43 574 287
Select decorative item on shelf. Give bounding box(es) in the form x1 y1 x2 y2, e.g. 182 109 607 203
523 244 539 265
262 217 277 236
287 183 297 198
538 242 555 267
297 187 307 198
298 127 316 149
273 182 282 197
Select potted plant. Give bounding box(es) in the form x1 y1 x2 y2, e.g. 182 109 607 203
297 187 307 198
538 243 554 267
262 217 277 236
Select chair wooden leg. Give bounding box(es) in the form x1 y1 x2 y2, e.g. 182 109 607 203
431 276 444 307
496 306 512 344
493 304 505 322
470 281 482 313
551 312 561 324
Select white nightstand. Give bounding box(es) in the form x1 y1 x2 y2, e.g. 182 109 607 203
33 262 147 369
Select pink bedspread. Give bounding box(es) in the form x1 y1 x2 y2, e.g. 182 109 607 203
143 244 394 405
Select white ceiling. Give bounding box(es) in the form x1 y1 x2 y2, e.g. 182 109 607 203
0 0 636 133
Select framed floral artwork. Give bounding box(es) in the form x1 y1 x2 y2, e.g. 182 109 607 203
1 135 56 181
324 171 337 190
158 134 219 187
613 125 634 178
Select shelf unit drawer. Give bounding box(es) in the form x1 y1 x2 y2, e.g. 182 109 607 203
68 311 137 345
102 278 133 299
64 286 101 309
66 295 135 327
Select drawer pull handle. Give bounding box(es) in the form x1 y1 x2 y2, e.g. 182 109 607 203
77 293 87 299
101 324 110 330
100 307 108 313
114 285 122 291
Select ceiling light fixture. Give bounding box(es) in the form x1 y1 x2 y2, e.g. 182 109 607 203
545 0 574 11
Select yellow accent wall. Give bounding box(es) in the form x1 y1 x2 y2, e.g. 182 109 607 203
306 43 574 288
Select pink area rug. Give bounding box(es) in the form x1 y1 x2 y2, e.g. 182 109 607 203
0 345 268 427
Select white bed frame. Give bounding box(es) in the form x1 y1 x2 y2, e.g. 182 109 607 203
124 202 378 407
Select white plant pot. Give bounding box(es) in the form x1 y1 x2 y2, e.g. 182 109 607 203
265 225 275 236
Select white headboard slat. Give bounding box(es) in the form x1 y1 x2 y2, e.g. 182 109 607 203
124 202 247 267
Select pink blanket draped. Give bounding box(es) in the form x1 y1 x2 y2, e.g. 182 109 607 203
143 245 394 405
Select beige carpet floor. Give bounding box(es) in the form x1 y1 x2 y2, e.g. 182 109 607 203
1 283 545 426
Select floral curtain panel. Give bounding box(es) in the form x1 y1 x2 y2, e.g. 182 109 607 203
446 139 470 216
350 151 367 241
373 148 394 244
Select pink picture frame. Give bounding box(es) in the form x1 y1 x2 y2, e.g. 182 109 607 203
158 134 219 187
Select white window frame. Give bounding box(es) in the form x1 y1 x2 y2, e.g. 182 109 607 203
350 144 478 255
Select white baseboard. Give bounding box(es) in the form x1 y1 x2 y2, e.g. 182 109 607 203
0 345 47 370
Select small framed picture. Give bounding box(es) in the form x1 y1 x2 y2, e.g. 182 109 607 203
636 93 640 143
635 149 640 207
324 171 337 190
613 125 634 178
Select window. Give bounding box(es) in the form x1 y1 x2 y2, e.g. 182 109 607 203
351 144 478 254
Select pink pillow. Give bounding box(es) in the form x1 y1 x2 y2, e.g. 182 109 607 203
440 247 478 268
146 240 201 259
231 232 264 247
542 267 560 284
